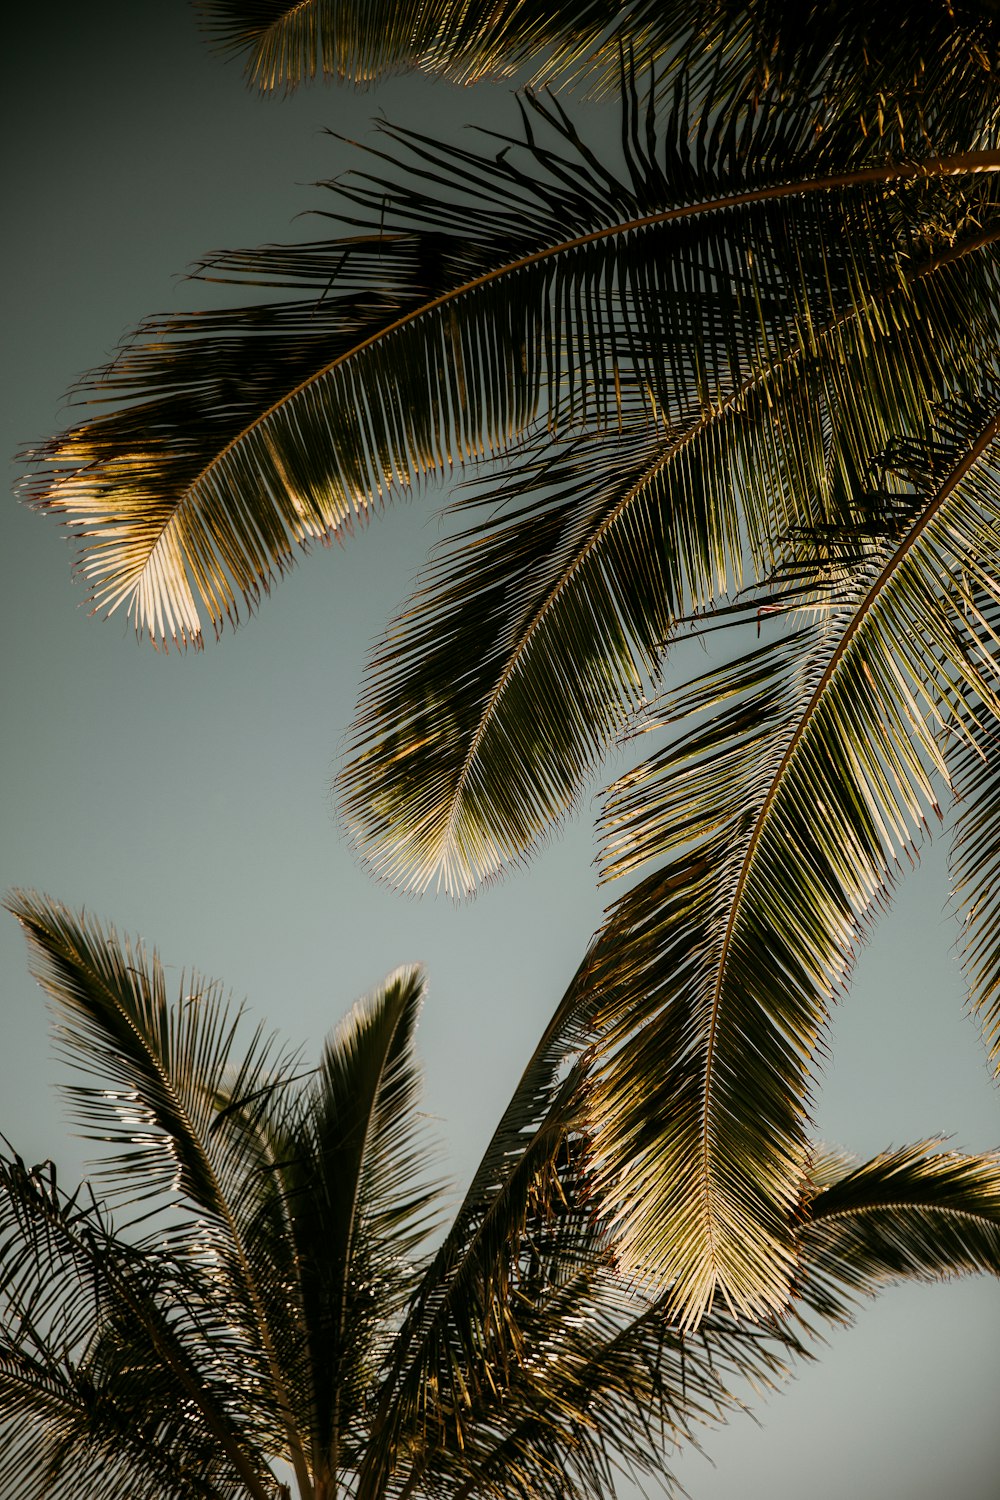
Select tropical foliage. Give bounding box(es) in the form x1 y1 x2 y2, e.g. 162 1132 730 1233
197 0 1000 135
20 2 1000 1325
4 892 1000 1500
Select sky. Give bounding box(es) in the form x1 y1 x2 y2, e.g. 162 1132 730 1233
1 4 998 1497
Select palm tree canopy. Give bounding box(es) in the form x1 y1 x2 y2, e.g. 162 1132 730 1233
4 892 1000 1500
20 70 1000 1324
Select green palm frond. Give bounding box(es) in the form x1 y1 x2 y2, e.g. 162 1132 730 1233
340 163 1000 892
0 1149 276 1500
6 895 1000 1500
798 1141 1000 1324
197 0 1000 153
271 966 441 1484
23 86 1000 655
947 596 1000 1073
359 971 786 1500
569 396 1000 1325
356 990 597 1500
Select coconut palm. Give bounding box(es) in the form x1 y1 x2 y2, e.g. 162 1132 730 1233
3 890 1000 1500
22 49 1000 1323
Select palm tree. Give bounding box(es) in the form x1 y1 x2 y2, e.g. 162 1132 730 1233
20 10 1000 1322
4 890 1000 1500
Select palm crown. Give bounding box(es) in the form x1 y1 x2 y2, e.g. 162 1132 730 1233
4 892 1000 1500
19 3 1000 1327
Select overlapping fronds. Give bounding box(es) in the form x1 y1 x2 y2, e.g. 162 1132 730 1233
359 955 795 1500
3 890 312 1481
195 0 640 90
340 117 1000 891
574 397 1000 1325
946 592 1000 1073
197 0 1000 155
355 964 602 1500
6 897 1000 1500
0 1149 275 1500
23 84 1000 656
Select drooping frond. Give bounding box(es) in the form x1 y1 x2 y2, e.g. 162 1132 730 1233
22 86 1000 654
0 1149 276 1500
946 593 1000 1073
357 955 801 1500
6 891 1000 1500
797 1141 1000 1323
197 0 1000 155
572 396 1000 1325
339 108 1000 891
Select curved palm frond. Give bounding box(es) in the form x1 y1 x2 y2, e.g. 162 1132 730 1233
196 0 1000 157
946 593 1000 1072
22 86 1000 656
798 1140 1000 1323
6 897 1000 1500
194 0 636 90
268 966 442 1487
0 1149 275 1500
358 972 789 1500
356 967 600 1500
569 397 1000 1325
340 155 1000 892
2 890 313 1489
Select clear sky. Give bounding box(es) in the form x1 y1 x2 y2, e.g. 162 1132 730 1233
2 5 998 1497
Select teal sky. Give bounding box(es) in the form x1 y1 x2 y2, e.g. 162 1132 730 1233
2 5 998 1496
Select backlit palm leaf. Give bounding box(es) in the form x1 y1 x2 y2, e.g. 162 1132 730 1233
4 890 312 1486
946 594 1000 1072
23 88 1000 656
341 156 1000 891
197 0 1000 152
439 1133 1000 1500
265 967 441 1488
0 1151 274 1500
5 898 1000 1498
574 397 1000 1324
799 1141 1000 1322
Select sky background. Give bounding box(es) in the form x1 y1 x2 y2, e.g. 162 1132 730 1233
2 4 998 1497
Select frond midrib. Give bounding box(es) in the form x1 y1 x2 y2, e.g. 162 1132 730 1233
329 991 415 1487
138 149 1000 595
358 1102 572 1500
7 1160 275 1500
810 1201 1000 1226
695 405 1000 1251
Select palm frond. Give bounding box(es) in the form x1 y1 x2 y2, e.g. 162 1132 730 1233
356 983 597 1500
946 594 1000 1073
797 1141 1000 1324
0 1148 276 1500
569 396 1000 1325
270 966 442 1484
341 161 1000 892
3 891 312 1486
22 86 1000 654
196 0 1000 156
